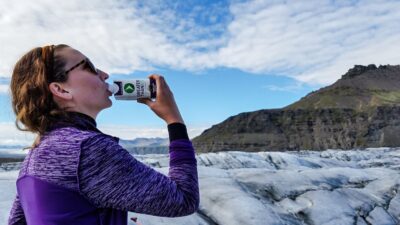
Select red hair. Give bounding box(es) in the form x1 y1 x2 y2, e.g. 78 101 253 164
10 44 71 147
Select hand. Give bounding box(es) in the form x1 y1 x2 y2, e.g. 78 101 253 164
137 74 184 125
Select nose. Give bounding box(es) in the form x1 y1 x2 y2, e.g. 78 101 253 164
98 69 109 81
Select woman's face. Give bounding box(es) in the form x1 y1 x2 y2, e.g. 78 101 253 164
53 47 112 118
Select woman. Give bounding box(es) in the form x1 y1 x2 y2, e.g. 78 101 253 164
8 44 199 225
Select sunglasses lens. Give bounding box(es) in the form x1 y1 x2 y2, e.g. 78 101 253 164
86 60 98 75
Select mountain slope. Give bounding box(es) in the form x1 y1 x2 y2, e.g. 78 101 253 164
286 65 400 111
192 65 400 152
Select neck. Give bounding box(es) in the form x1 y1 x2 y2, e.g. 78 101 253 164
65 107 98 120
47 110 99 133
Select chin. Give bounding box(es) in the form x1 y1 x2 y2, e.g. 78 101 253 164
105 99 112 108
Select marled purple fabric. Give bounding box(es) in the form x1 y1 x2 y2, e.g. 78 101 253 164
17 175 117 225
8 112 199 225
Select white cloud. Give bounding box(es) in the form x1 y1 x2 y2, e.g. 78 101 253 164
0 0 194 77
0 0 399 87
0 85 9 94
0 78 10 94
218 0 400 84
0 122 35 146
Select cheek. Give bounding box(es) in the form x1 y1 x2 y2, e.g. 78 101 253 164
93 81 105 94
72 78 103 100
84 77 103 91
89 81 107 101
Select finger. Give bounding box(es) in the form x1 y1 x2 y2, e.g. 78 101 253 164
147 74 159 79
147 74 163 90
149 75 168 98
148 74 167 86
137 98 153 106
148 74 163 82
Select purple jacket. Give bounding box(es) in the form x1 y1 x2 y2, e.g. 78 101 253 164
8 112 199 225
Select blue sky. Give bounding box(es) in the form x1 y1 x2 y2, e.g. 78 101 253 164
0 0 400 145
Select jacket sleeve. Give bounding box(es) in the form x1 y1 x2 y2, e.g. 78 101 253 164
77 124 199 217
8 194 26 225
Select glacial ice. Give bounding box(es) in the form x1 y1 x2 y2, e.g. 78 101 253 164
0 147 399 225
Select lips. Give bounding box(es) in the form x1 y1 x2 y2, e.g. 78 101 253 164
105 83 112 96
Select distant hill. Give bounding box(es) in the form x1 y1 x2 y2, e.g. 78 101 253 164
192 65 400 152
119 137 168 147
0 137 169 157
119 137 169 154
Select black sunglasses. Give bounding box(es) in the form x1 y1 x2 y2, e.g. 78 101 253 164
64 58 99 75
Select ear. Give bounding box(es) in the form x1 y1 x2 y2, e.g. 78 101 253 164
48 82 73 101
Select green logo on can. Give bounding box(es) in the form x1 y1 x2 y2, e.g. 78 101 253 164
124 83 135 93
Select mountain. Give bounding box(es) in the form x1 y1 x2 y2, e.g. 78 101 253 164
286 65 400 111
119 137 168 147
192 65 400 152
119 137 169 154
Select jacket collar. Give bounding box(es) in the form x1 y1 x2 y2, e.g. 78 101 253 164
49 111 100 133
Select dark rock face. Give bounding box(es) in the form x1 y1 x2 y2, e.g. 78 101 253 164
192 65 400 152
193 106 400 152
342 64 377 79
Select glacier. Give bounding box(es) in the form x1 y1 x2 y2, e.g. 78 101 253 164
0 147 399 225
